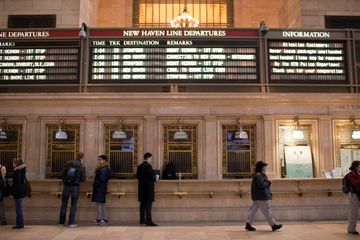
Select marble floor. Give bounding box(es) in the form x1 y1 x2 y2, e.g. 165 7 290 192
0 222 357 240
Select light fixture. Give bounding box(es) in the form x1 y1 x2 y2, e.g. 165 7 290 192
351 118 360 140
170 0 199 28
259 19 269 36
55 120 68 140
235 119 248 139
112 120 127 139
174 118 188 140
0 119 7 140
292 117 304 140
79 22 87 38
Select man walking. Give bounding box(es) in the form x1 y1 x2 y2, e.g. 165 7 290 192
58 152 86 227
136 152 159 226
245 161 282 232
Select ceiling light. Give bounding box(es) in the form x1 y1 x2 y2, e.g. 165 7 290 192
292 117 304 140
174 127 188 140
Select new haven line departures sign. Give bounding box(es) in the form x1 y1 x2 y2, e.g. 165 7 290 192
89 29 259 83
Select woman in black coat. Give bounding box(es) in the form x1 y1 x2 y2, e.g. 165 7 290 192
12 158 27 229
91 155 111 225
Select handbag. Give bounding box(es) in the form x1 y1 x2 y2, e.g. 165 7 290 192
24 177 32 198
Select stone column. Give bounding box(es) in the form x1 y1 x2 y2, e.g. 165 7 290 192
318 116 333 175
25 116 40 179
203 116 220 180
83 116 98 176
262 115 278 178
144 115 158 169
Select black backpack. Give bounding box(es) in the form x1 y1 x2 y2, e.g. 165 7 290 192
342 173 350 194
63 164 80 185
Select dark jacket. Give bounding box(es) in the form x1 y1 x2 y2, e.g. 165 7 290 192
136 161 156 203
61 159 86 186
91 163 111 203
251 171 272 200
12 164 27 199
348 169 360 194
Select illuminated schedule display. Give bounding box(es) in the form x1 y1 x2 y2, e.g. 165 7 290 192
268 40 347 83
0 30 81 83
89 29 259 83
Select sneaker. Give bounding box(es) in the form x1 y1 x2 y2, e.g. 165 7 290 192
93 219 101 224
272 224 283 231
57 222 65 226
1 221 7 225
245 222 256 231
68 223 78 227
99 219 108 225
348 231 359 235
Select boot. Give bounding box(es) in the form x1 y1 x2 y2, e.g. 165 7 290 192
272 224 283 231
245 222 256 231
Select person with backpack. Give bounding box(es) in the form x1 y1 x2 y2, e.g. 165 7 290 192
346 160 360 235
0 163 7 225
58 152 86 227
11 158 27 229
91 155 111 226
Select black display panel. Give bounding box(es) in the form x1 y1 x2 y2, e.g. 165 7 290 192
0 30 81 84
268 41 347 83
89 29 259 84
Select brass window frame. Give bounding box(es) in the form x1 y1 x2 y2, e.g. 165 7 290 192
46 124 80 178
0 124 22 177
222 124 255 178
163 124 198 178
104 124 138 179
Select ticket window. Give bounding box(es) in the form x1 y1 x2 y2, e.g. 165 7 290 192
335 120 360 177
46 124 80 178
0 124 22 177
104 124 139 179
278 119 314 178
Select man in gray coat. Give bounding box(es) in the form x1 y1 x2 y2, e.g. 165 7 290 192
245 161 282 232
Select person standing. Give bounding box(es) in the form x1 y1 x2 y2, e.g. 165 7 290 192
245 161 282 232
136 152 159 226
91 155 111 226
12 158 27 229
0 162 7 225
58 152 86 227
347 160 360 235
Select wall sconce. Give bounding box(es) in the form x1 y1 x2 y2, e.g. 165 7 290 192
174 118 188 140
292 117 304 140
259 19 269 36
0 119 7 140
112 120 127 139
351 118 360 139
55 120 68 140
235 119 248 139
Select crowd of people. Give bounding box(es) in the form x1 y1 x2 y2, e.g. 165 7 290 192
0 155 359 235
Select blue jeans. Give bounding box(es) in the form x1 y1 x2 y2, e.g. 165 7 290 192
59 185 79 225
14 198 24 228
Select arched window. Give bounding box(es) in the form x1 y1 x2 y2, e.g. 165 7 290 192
133 0 234 28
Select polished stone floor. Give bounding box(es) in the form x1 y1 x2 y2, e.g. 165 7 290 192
0 221 358 240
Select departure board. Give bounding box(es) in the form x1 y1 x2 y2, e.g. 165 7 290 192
268 41 347 83
0 30 81 83
89 29 259 83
